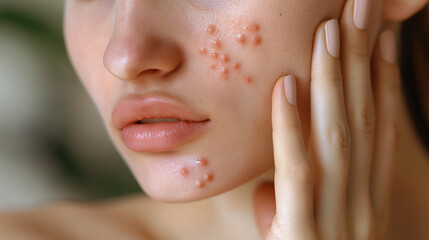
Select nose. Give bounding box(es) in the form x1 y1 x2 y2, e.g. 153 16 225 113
103 1 183 81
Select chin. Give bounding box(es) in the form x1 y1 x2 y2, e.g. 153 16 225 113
128 157 274 203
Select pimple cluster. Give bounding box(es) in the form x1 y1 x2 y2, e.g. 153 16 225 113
198 22 262 83
179 157 214 189
235 23 262 46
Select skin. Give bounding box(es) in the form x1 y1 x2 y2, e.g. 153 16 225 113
1 0 429 239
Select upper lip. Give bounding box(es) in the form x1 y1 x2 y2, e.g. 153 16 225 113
112 92 210 130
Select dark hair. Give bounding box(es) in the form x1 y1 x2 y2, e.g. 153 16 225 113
400 5 429 155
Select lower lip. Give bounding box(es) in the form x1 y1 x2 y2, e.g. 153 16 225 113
120 120 211 153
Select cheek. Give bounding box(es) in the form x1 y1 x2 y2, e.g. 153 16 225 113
64 16 115 118
196 18 264 84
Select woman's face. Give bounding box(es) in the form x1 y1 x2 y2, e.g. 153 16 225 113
63 0 371 202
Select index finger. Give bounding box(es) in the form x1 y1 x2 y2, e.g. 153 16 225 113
270 75 315 239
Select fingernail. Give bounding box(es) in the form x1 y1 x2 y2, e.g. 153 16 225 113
325 19 340 58
354 0 370 30
379 30 396 64
284 75 297 106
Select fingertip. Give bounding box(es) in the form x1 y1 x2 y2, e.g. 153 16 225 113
284 75 297 106
312 21 329 60
312 20 342 83
272 75 297 111
325 19 340 58
271 75 303 142
353 0 370 30
373 29 401 90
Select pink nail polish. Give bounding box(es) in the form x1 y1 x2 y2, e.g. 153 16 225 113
325 19 340 58
354 0 370 30
379 30 396 64
284 75 297 106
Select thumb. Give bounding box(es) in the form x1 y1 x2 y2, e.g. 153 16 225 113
253 182 276 239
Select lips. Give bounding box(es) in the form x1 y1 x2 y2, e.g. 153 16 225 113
112 93 211 152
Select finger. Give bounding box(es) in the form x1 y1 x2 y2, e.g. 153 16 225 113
310 19 350 240
339 0 376 239
269 75 316 240
371 29 399 239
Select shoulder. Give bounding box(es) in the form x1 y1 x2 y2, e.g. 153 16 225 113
0 199 153 240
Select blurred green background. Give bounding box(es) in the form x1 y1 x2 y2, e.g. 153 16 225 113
0 0 140 211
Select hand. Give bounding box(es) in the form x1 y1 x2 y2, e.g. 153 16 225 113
254 1 400 239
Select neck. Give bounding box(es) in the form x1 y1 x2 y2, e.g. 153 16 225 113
205 169 275 239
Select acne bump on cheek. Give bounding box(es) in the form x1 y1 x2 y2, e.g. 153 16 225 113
198 22 262 83
178 157 214 189
236 23 262 46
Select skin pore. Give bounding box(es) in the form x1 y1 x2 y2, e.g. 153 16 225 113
59 0 429 239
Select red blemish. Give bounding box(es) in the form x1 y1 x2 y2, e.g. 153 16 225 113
243 75 253 83
236 34 247 44
204 173 214 182
210 52 219 59
199 47 207 55
220 54 230 63
210 39 222 49
238 72 252 83
244 23 260 32
207 25 217 35
233 63 241 70
220 67 229 81
210 63 217 70
180 168 189 177
252 36 262 46
196 158 208 167
196 180 206 188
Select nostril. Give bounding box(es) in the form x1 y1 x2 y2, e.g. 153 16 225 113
146 69 162 74
136 69 162 78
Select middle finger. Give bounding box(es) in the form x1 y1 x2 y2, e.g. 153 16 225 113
311 19 351 240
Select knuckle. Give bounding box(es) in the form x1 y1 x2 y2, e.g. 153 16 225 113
273 124 302 141
353 102 376 134
274 111 302 132
269 217 290 240
350 39 370 58
383 68 401 90
327 122 351 153
284 117 302 130
269 216 317 240
324 66 343 83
